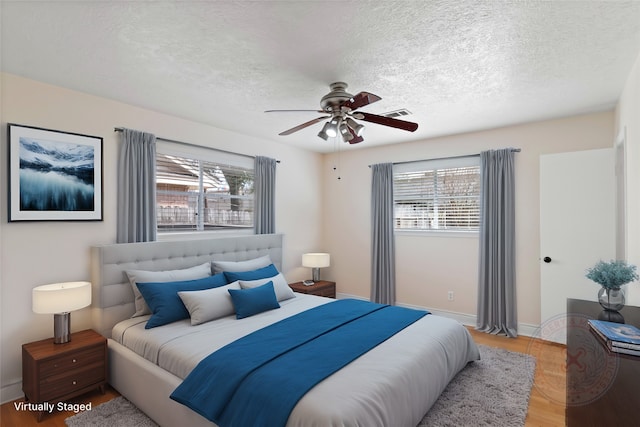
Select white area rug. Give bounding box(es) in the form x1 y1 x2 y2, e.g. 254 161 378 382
66 345 535 427
419 344 536 426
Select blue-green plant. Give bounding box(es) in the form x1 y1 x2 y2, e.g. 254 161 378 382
586 260 639 289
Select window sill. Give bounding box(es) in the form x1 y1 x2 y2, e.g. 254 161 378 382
157 228 254 241
394 229 479 238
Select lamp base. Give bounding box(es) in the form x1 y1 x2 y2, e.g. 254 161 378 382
312 268 321 282
53 313 71 344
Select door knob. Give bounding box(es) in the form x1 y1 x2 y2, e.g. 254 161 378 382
543 256 552 263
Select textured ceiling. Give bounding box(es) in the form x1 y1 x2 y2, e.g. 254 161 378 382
2 1 640 153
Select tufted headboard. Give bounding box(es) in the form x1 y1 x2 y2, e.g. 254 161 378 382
90 234 283 338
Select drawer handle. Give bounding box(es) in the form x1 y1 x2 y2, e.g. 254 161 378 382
72 359 77 363
72 380 77 385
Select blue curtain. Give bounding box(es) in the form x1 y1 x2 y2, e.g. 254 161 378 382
476 148 517 337
371 163 396 305
117 129 157 243
254 156 277 234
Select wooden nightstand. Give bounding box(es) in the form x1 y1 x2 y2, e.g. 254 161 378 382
22 329 107 421
289 280 336 298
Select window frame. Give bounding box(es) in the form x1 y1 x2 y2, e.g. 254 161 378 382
155 140 255 235
393 156 481 234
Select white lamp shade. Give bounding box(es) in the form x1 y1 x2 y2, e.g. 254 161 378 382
32 281 92 314
302 253 330 268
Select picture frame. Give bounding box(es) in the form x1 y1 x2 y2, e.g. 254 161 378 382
8 123 103 221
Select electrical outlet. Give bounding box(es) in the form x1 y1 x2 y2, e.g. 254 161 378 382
447 291 454 301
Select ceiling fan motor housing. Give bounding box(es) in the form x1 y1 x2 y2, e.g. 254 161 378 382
320 82 353 112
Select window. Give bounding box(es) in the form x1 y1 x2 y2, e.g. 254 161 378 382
155 141 254 232
393 157 480 231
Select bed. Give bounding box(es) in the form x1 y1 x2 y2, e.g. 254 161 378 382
90 234 480 427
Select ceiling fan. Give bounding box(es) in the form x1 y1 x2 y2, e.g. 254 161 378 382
265 82 418 144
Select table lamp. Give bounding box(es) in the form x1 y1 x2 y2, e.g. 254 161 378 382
302 253 330 282
32 281 92 344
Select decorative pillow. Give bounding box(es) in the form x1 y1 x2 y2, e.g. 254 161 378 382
212 255 272 274
240 273 295 302
137 273 228 329
126 262 212 317
223 264 279 283
178 282 241 326
228 281 280 319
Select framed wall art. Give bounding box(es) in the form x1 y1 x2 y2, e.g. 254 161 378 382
8 123 103 221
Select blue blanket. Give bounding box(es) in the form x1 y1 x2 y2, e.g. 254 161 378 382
170 299 428 427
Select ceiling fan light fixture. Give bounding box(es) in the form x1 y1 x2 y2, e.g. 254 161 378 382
325 117 341 138
318 121 334 140
346 118 365 136
339 122 354 142
339 121 350 136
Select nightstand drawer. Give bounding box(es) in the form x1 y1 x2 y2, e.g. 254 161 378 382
313 286 336 298
289 281 336 298
39 363 105 401
40 345 104 377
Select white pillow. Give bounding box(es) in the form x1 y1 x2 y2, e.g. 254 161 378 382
178 282 241 325
239 273 295 302
212 255 272 274
126 262 212 317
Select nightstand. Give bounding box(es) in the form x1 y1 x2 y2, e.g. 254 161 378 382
22 329 107 421
289 280 336 298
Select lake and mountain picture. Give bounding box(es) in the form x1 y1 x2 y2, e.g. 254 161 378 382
19 136 95 211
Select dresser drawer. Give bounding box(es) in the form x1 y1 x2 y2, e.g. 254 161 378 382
39 345 104 377
39 363 105 401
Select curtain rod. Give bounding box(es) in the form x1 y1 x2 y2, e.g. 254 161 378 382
368 148 521 168
114 127 280 163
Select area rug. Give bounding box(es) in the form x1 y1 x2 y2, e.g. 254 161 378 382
65 396 158 427
419 344 536 427
66 345 535 427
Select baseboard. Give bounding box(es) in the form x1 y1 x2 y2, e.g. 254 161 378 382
1 379 23 405
336 292 540 338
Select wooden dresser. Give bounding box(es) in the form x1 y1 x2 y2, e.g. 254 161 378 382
566 299 640 426
22 329 107 421
289 280 336 298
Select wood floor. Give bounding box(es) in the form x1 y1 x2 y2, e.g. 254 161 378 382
1 328 566 427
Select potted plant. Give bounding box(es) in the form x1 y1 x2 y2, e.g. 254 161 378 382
586 260 639 311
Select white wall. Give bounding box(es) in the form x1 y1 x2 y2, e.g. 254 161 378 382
0 73 324 402
322 112 614 328
615 49 640 306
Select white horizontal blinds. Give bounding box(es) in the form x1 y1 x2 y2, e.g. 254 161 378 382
156 141 254 232
156 154 200 231
393 156 480 231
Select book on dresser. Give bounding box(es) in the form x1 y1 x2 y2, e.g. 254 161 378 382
588 319 640 356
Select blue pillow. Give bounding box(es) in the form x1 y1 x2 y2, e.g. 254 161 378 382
137 273 228 329
228 281 280 319
223 264 279 283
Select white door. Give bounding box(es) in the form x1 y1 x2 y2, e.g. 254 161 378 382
540 148 616 343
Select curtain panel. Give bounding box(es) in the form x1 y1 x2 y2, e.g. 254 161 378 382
117 129 157 243
476 148 517 337
371 163 396 305
254 156 277 234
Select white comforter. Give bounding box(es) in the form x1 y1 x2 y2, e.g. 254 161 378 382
112 294 480 427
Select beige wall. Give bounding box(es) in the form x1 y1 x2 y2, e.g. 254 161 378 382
0 73 324 402
616 49 640 306
322 111 615 328
2 56 637 402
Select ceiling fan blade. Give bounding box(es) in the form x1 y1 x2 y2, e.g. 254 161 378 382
265 109 324 113
278 116 330 136
347 127 364 144
359 112 418 132
343 92 382 111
